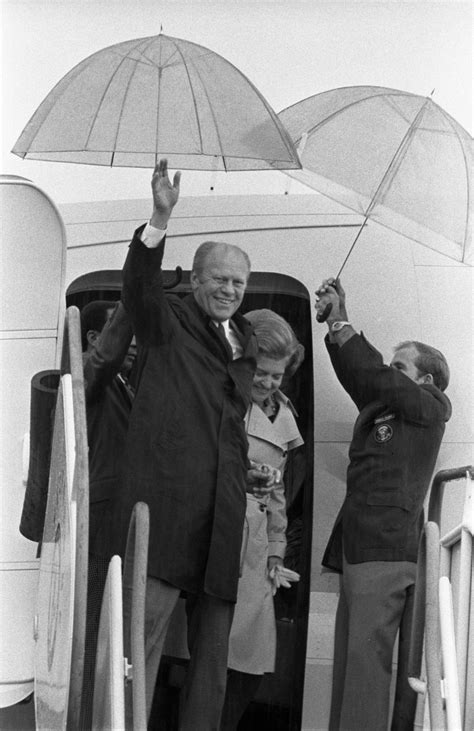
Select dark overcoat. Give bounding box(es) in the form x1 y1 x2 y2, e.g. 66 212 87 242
322 333 451 572
83 302 134 558
118 228 257 602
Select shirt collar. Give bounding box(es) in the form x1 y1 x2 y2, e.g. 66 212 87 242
212 319 230 336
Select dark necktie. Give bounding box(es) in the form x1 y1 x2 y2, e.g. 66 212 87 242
215 321 233 358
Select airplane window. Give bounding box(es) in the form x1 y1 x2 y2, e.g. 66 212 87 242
67 271 313 730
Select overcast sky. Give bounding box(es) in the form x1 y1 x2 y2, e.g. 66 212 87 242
1 0 472 204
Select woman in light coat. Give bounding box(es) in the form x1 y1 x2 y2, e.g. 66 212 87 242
221 309 305 730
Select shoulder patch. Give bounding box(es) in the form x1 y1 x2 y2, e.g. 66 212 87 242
374 423 394 443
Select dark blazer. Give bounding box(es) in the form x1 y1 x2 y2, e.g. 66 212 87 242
83 302 134 558
322 333 451 572
118 228 257 602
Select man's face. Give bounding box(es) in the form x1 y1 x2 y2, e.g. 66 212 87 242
191 246 249 322
390 345 426 384
121 336 137 376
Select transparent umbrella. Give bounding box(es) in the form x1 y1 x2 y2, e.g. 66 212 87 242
279 85 472 272
12 33 300 172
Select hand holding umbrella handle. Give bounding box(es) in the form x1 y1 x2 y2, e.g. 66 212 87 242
315 278 347 323
316 302 333 322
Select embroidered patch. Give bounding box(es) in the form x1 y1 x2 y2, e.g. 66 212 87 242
374 413 395 424
374 423 393 443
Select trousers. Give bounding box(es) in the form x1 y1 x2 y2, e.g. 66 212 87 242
125 575 234 731
329 559 418 731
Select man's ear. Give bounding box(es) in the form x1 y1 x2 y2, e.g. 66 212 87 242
86 329 99 348
422 373 434 385
190 271 199 291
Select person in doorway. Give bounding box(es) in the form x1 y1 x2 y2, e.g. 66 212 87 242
315 277 451 730
220 309 304 730
115 159 277 730
80 299 135 729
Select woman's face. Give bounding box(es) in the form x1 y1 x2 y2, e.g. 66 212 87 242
251 354 290 405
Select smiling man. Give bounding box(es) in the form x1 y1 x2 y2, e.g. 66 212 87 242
115 160 266 730
315 278 451 731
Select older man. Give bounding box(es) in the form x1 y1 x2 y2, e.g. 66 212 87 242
116 160 274 729
316 277 451 731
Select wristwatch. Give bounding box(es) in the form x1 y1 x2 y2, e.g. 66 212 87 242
330 320 351 333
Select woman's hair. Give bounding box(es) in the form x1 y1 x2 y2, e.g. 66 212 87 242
245 309 305 377
394 340 450 392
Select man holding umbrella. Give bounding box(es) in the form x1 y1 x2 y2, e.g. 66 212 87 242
315 278 451 730
116 159 277 729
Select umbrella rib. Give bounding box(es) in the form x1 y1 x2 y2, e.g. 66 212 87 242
365 97 432 218
165 37 206 158
14 49 108 155
109 36 159 165
435 105 472 262
83 37 153 160
291 90 415 147
335 96 432 278
217 53 299 164
383 94 420 128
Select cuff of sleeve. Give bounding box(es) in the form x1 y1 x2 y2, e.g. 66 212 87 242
140 222 167 248
268 541 286 559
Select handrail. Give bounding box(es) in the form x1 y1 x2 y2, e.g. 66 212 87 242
439 576 462 729
408 521 444 728
409 466 474 730
427 465 474 526
91 555 125 730
63 306 89 730
439 471 473 728
122 502 149 731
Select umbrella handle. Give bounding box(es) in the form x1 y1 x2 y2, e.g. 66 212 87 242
316 302 333 323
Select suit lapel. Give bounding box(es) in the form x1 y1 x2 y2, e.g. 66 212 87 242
179 295 255 362
116 374 135 405
231 311 254 353
181 295 231 361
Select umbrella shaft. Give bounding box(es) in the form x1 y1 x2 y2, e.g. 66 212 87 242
335 219 368 279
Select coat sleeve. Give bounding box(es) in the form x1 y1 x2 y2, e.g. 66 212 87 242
326 332 449 425
121 226 175 344
83 301 133 404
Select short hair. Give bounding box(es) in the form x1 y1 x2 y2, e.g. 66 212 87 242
192 241 251 277
80 300 116 351
245 309 305 377
394 340 450 392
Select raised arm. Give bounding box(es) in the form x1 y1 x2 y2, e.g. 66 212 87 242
83 301 133 403
121 159 181 343
315 278 448 423
315 277 355 347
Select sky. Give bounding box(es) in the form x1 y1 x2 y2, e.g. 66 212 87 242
1 0 472 204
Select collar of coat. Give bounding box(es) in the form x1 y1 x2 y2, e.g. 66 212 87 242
245 391 303 451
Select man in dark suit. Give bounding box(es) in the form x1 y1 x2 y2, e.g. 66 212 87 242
117 159 276 729
315 278 451 731
80 299 135 729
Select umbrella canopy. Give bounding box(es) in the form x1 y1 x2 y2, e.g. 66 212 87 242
12 33 300 172
279 86 472 264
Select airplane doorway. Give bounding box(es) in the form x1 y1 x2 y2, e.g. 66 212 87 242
67 270 314 730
